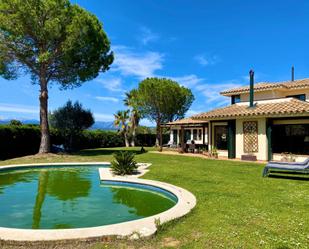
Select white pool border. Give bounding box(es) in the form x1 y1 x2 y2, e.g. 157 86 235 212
0 162 196 242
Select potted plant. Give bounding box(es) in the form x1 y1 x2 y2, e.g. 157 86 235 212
280 152 296 162
200 146 208 156
208 146 218 159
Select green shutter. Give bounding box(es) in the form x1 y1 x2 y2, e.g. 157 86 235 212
227 120 236 159
266 120 273 161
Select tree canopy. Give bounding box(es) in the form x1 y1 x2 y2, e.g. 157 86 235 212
50 100 94 150
136 77 194 149
0 0 113 153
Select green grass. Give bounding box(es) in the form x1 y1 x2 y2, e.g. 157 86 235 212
1 147 308 249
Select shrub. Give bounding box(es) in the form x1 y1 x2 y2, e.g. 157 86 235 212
110 151 137 175
9 119 22 126
50 100 95 151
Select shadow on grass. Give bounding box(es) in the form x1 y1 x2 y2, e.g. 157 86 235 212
268 174 309 181
73 148 148 157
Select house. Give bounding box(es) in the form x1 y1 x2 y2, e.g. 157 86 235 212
165 71 309 162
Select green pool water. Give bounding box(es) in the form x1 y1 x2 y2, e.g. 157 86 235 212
0 165 177 229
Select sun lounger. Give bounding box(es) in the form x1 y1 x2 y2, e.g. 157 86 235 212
263 158 309 177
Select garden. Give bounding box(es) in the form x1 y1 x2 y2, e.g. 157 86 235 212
1 147 308 249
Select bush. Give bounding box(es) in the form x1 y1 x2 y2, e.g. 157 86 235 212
71 130 124 150
110 151 137 175
0 125 40 160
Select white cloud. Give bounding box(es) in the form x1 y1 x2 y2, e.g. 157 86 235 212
194 54 220 66
95 96 119 103
93 113 115 122
139 118 155 127
170 74 204 88
186 109 202 116
140 27 159 45
95 76 123 92
112 46 164 79
196 81 243 108
0 103 38 114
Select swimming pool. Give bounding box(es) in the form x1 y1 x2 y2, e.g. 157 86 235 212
0 164 177 229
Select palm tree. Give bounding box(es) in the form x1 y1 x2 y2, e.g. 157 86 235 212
114 110 130 147
124 89 141 147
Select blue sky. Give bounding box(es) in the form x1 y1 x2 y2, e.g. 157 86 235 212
1 0 309 125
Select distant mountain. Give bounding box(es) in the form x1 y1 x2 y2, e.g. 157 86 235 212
0 119 39 125
0 119 117 130
21 119 40 125
90 121 117 131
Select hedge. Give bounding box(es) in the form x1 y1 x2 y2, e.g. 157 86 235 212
0 125 169 160
0 125 63 160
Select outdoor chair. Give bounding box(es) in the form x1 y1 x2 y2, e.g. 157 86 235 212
188 143 196 153
163 140 173 147
263 157 309 177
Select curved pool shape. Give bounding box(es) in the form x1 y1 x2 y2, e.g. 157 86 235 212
0 165 177 229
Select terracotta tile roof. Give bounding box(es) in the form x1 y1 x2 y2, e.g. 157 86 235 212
221 78 309 96
165 117 208 125
192 98 309 120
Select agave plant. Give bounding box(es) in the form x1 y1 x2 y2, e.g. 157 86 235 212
110 151 137 175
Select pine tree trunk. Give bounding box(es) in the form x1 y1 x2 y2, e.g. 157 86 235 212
156 119 162 151
155 122 160 147
38 76 51 154
159 125 163 152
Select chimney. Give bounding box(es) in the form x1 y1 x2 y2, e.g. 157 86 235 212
291 66 294 81
249 70 254 108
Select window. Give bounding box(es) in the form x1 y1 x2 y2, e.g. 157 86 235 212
198 129 202 140
272 124 309 154
173 130 178 143
214 126 228 150
193 129 197 140
185 130 191 142
231 95 241 104
286 94 306 101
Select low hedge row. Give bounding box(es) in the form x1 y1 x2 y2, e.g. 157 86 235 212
0 125 169 160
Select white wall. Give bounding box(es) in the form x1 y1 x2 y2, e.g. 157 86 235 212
240 89 309 102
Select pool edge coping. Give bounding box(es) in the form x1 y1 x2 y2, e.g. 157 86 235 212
0 162 196 241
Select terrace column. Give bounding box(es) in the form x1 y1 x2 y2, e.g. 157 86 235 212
203 125 205 145
180 126 185 153
170 129 173 142
208 121 212 151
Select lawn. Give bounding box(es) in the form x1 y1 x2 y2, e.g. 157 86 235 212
0 147 308 249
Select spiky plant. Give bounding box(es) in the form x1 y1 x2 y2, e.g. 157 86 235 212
110 151 137 175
